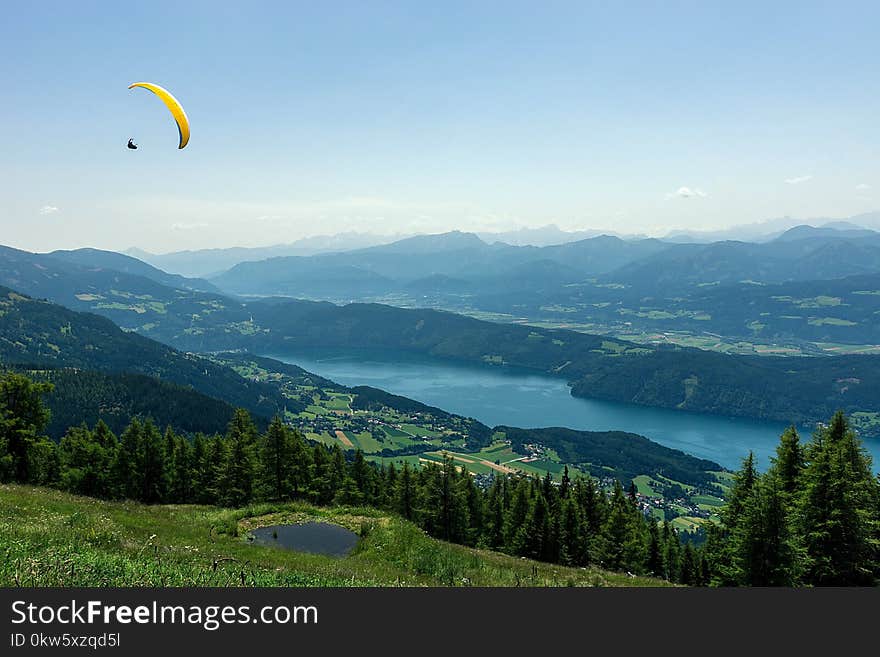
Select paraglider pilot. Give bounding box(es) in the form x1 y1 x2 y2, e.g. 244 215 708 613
127 138 138 150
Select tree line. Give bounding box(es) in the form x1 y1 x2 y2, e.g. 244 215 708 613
703 411 880 586
1 370 878 585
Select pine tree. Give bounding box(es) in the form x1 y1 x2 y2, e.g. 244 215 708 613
259 416 293 501
138 420 167 504
662 521 681 582
484 476 506 550
351 450 371 498
797 412 879 585
92 420 118 495
431 457 470 543
558 496 582 565
455 466 483 547
0 372 54 483
396 460 415 520
330 445 346 496
602 481 632 571
559 465 571 500
190 433 210 504
505 477 533 555
735 473 799 586
221 411 257 507
707 452 758 585
772 426 804 500
680 542 697 585
646 519 664 577
309 445 334 505
334 476 363 506
576 477 609 565
110 419 141 500
58 424 102 496
168 434 193 503
541 471 555 508
203 435 228 505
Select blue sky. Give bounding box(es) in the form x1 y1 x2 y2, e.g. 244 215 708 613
2 1 878 252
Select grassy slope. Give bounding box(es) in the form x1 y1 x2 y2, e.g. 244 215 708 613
0 485 670 587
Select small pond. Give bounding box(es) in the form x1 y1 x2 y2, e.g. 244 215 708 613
248 522 360 557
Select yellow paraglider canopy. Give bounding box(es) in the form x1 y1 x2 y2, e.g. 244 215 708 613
128 82 190 149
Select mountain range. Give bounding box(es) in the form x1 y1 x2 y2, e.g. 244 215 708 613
126 212 880 279
3 244 880 433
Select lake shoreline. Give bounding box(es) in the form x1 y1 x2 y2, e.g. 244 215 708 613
261 348 877 471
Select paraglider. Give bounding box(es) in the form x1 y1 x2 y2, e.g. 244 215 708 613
127 138 138 150
128 82 190 149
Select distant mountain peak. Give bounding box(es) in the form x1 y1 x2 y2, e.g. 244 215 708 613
364 230 487 254
774 223 878 242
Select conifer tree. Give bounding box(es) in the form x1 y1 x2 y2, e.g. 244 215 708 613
288 428 312 496
505 477 533 554
221 410 257 507
168 434 193 503
707 452 758 585
351 449 371 497
680 542 700 585
558 496 582 565
58 424 103 496
334 475 363 506
646 518 664 577
662 521 681 582
396 460 415 521
559 465 571 500
330 445 346 495
772 426 804 500
138 420 168 504
0 372 53 483
204 435 228 505
190 433 210 504
111 419 141 500
309 445 334 505
454 466 482 546
797 412 879 586
484 476 506 550
259 416 293 501
735 473 798 586
603 481 632 571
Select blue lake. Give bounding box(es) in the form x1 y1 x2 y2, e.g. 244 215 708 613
267 349 880 472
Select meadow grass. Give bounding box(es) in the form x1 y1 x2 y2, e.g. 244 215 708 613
0 485 672 588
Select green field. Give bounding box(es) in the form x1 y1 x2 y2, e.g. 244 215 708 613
633 475 663 498
306 431 337 447
807 317 857 327
399 424 441 438
347 431 384 453
692 494 725 507
0 485 670 587
671 516 709 533
325 394 352 411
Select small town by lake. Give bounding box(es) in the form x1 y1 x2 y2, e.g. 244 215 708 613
270 348 880 471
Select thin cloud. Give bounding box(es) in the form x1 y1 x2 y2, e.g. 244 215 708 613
855 183 871 191
170 222 209 231
785 175 812 185
39 205 59 215
665 187 707 200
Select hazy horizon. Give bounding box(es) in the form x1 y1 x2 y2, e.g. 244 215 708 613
108 210 874 257
3 2 878 253
6 209 880 257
